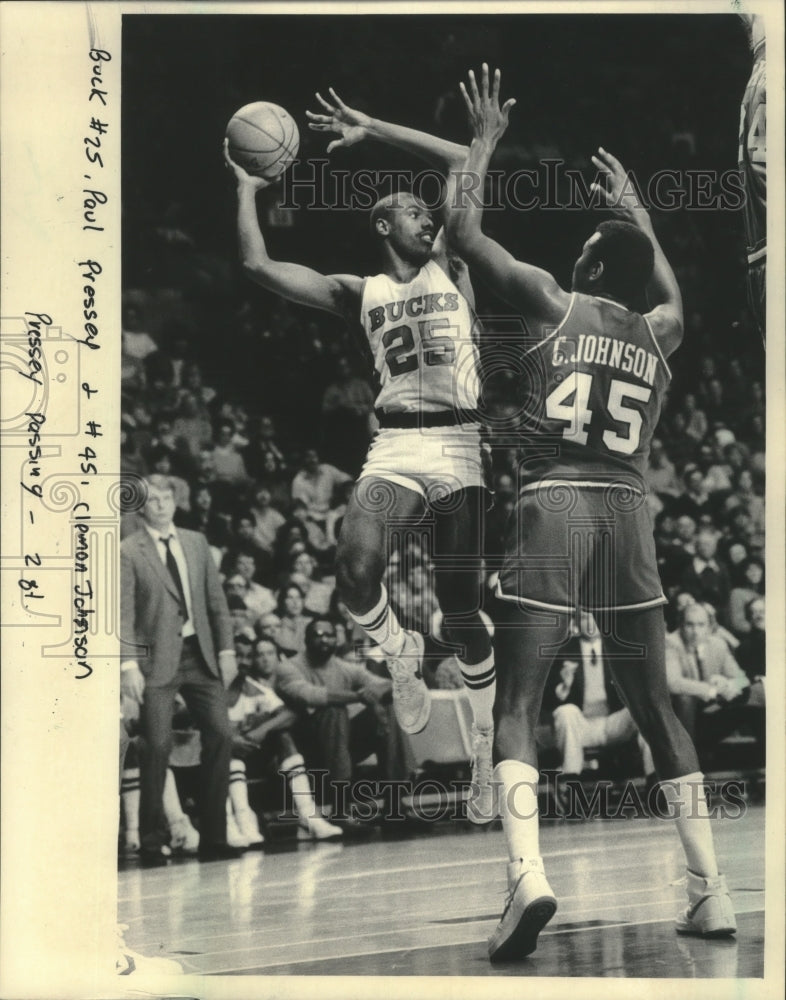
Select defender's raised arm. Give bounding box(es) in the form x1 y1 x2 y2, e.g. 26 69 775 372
447 65 568 329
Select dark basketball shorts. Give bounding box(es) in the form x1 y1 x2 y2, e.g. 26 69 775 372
494 480 666 614
746 258 766 342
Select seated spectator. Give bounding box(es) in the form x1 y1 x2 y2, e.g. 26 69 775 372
231 512 275 585
257 612 284 648
728 558 765 638
141 351 180 418
665 603 751 768
121 303 158 388
146 413 194 478
212 419 250 486
701 602 739 653
275 617 399 814
290 448 352 529
645 437 681 500
542 612 654 796
656 513 695 593
723 469 765 538
276 582 314 656
662 411 697 470
226 637 342 841
226 592 258 640
216 401 251 449
679 528 732 622
288 551 334 615
176 482 223 544
289 499 331 557
735 597 766 689
253 449 292 512
224 552 276 621
172 390 213 461
681 392 708 443
696 442 733 495
245 414 288 482
672 466 716 522
249 485 286 554
181 359 216 408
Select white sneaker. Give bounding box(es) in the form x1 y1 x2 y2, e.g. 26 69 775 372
488 857 557 963
116 925 183 976
235 807 265 847
169 816 199 853
675 870 737 937
387 630 430 734
226 808 250 849
466 724 495 825
297 816 343 841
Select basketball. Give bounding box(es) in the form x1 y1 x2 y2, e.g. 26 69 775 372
225 101 300 180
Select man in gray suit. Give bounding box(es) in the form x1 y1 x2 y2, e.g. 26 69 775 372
121 475 239 862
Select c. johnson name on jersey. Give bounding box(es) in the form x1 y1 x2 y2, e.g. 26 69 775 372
550 332 661 387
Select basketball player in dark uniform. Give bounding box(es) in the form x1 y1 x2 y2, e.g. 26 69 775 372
738 13 766 343
223 100 497 821
447 66 736 962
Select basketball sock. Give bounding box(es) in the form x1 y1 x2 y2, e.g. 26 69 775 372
457 652 496 732
162 768 187 824
282 753 318 822
495 760 541 861
228 759 251 815
120 767 140 847
348 584 407 658
661 771 719 878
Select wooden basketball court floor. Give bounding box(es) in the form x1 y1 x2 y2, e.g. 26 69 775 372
118 802 765 979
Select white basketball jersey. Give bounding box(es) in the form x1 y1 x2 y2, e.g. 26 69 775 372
359 260 480 414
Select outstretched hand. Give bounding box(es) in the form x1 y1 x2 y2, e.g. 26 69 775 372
222 138 276 191
590 148 647 218
460 63 516 145
306 88 371 152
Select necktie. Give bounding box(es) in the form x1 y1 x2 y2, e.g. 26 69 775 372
161 535 189 625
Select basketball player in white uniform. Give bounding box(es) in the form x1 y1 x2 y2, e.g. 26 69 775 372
224 93 496 822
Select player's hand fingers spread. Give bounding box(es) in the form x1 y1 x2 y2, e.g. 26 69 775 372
305 111 332 124
598 147 624 173
591 154 612 175
328 87 348 110
315 91 336 113
502 97 517 119
468 69 481 108
459 81 475 117
492 67 501 104
481 63 490 101
326 139 345 153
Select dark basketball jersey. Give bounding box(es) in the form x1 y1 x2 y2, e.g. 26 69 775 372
517 293 671 487
738 43 766 263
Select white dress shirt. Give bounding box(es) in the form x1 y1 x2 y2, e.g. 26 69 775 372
145 523 195 638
